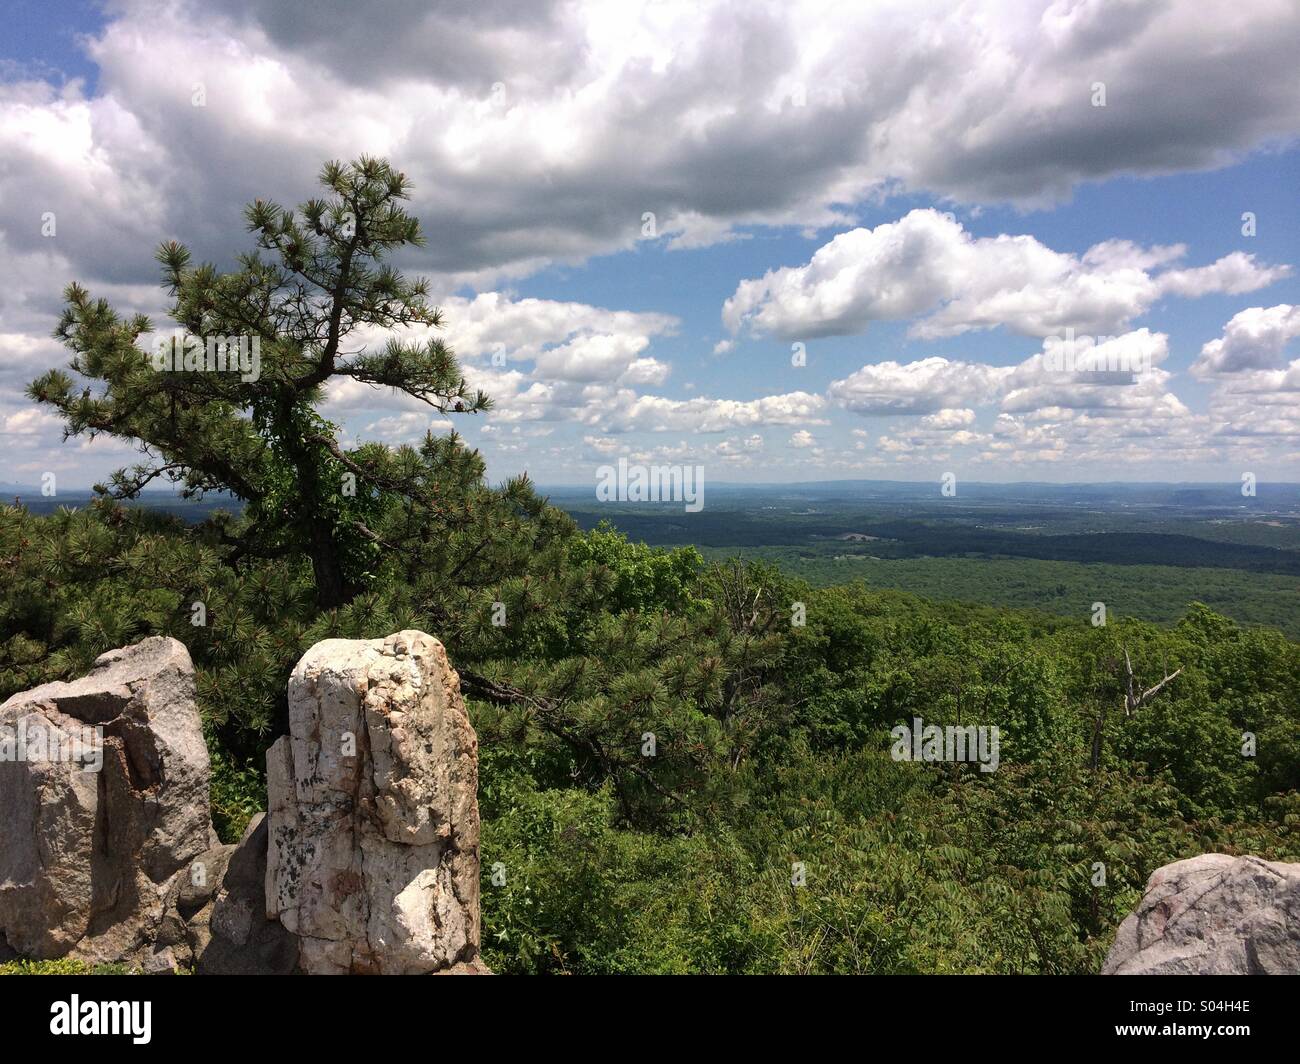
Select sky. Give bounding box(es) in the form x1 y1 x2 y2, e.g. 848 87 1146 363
0 0 1298 490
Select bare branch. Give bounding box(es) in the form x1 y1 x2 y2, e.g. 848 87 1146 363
1123 648 1183 716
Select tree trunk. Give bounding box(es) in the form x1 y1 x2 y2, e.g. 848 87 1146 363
1089 705 1105 771
276 397 361 610
307 520 357 609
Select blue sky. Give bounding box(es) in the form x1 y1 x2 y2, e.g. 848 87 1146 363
1 0 1298 490
521 148 1300 411
0 0 103 90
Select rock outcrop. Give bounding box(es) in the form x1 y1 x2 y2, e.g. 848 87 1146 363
266 630 483 974
0 638 213 965
156 813 298 974
1103 854 1300 974
0 630 488 975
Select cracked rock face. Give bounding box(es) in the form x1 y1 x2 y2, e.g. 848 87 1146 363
266 631 482 974
0 637 213 964
1102 854 1300 974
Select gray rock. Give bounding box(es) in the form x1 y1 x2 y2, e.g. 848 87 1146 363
0 637 212 965
1103 853 1300 974
166 813 298 974
266 630 483 974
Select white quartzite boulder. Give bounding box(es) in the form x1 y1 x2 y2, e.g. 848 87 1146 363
0 637 213 964
1103 853 1300 974
266 630 483 974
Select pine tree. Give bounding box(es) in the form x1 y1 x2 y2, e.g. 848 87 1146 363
30 157 488 608
17 156 817 831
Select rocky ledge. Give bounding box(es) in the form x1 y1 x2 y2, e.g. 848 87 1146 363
0 631 487 975
1103 853 1300 975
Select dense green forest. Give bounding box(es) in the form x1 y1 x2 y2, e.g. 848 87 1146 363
3 160 1297 973
562 503 1300 562
555 495 1300 637
698 549 1300 638
4 504 1299 972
